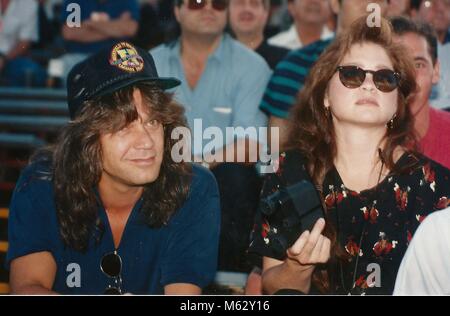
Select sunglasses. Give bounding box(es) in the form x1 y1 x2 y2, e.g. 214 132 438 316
100 251 123 295
336 65 400 93
184 0 229 11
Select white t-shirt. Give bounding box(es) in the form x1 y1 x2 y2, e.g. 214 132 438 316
0 0 39 55
394 207 450 295
268 24 334 50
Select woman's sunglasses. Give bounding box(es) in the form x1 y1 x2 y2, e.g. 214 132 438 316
336 65 400 93
184 0 229 11
100 251 123 295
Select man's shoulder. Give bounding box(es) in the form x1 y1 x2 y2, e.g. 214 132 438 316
190 164 218 193
150 41 177 62
430 107 450 124
15 159 53 194
284 38 331 62
225 36 270 70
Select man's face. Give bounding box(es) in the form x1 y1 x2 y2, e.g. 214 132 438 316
333 0 389 31
288 0 331 25
175 0 228 37
394 32 440 116
414 0 450 34
100 89 165 189
229 0 269 36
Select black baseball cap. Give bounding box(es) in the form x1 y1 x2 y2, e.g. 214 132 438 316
67 41 181 119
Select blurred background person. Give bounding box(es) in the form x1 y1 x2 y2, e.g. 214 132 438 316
228 0 289 69
151 0 272 275
391 16 450 169
0 0 47 87
387 0 412 16
59 0 140 85
268 0 333 50
410 0 450 45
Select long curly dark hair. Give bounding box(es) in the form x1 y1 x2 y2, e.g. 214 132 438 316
284 16 419 293
32 83 192 252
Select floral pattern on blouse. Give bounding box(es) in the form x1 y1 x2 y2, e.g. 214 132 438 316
249 150 450 295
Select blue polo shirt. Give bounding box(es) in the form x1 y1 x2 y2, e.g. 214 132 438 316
61 0 140 54
150 34 271 155
6 161 220 294
260 38 332 118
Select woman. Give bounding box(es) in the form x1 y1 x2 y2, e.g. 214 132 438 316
249 16 450 295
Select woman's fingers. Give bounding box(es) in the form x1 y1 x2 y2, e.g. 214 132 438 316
287 230 309 257
319 237 331 263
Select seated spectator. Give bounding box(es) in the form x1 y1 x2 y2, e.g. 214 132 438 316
133 0 165 50
410 0 450 45
267 0 333 50
387 0 412 16
151 0 272 274
394 207 450 295
6 42 220 294
391 16 450 170
0 0 47 87
59 0 139 85
229 0 289 69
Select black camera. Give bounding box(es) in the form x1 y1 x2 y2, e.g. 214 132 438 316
259 161 325 260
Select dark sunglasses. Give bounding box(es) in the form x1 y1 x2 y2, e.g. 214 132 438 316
100 251 123 295
336 65 400 93
184 0 229 11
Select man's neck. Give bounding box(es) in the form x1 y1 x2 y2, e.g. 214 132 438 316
413 101 431 140
236 32 264 50
98 176 143 214
295 21 323 46
180 32 223 62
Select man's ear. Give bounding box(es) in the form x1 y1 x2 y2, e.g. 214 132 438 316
287 1 296 19
432 60 440 85
174 5 180 23
330 0 341 15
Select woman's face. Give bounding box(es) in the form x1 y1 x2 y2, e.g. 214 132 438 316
325 42 399 128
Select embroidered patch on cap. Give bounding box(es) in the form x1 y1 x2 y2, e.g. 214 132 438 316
109 42 144 73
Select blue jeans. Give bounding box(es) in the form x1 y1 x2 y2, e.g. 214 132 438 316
2 57 47 87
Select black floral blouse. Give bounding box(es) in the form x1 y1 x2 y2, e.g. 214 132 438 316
249 150 450 295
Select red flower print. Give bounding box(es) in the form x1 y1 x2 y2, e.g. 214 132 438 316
345 238 362 257
435 197 450 210
373 232 397 256
361 206 379 224
415 214 427 223
394 183 408 211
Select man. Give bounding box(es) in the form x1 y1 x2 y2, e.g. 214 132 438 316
151 0 271 273
60 0 140 85
0 0 47 86
267 0 333 50
410 0 450 45
261 0 389 148
387 0 412 16
391 16 450 169
6 42 221 294
229 0 289 69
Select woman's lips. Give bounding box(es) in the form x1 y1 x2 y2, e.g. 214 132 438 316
129 157 156 165
355 98 379 106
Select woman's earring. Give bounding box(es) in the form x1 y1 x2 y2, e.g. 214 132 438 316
387 113 397 129
325 106 332 118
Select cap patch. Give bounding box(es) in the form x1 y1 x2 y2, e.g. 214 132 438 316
109 42 144 73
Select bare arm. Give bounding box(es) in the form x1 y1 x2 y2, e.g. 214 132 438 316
9 251 58 295
164 283 202 295
261 219 330 294
5 40 32 60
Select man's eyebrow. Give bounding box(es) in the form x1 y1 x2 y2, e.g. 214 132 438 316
413 56 431 64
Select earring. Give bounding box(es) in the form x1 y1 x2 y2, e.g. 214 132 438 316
325 106 331 118
387 113 397 129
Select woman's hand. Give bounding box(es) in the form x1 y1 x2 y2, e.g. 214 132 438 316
286 218 331 271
